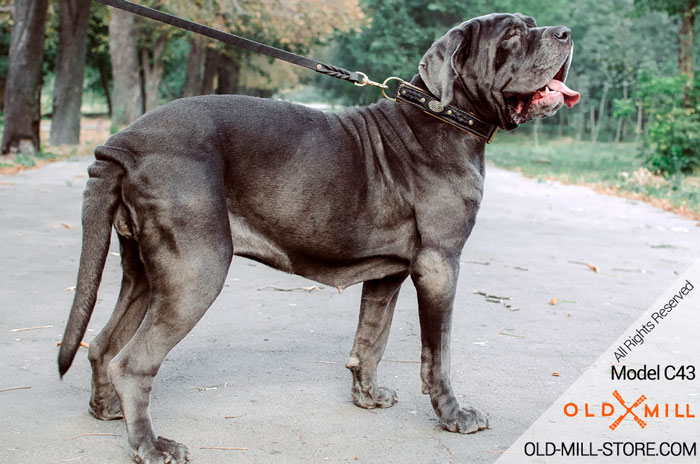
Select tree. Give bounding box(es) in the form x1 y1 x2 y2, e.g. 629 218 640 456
320 0 489 105
201 45 219 95
140 30 169 112
109 8 142 126
182 37 206 97
174 0 364 97
50 0 92 146
1 0 48 154
635 0 696 99
0 5 12 112
85 4 113 116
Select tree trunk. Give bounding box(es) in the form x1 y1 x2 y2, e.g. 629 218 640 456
1 0 48 154
615 82 629 145
50 0 92 146
532 118 541 148
109 9 142 126
635 101 643 143
98 61 112 116
182 37 206 98
0 77 5 112
558 111 564 137
679 0 695 104
591 83 609 146
140 32 168 113
216 53 240 95
201 47 219 95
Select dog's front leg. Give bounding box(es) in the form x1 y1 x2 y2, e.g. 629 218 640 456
411 248 489 433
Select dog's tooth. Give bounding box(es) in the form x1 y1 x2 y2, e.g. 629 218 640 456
545 86 551 93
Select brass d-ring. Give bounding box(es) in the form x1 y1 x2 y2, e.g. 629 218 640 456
381 76 405 100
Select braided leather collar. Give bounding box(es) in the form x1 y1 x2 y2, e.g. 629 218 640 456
392 81 498 143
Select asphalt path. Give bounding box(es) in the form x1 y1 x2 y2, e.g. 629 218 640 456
1 155 698 463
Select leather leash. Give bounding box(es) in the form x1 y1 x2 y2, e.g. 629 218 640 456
94 0 498 143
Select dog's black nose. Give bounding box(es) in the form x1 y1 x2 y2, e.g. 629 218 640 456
550 26 571 42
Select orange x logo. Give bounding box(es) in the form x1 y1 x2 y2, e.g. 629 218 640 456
610 390 647 430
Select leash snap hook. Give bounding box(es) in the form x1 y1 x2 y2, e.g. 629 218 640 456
354 71 388 89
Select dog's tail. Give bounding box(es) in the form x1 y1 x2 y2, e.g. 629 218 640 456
58 146 130 378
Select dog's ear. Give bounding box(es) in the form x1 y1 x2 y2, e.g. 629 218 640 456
419 20 478 107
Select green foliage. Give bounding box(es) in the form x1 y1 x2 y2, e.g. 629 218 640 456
612 98 636 119
5 150 61 168
634 0 693 16
84 3 112 97
161 35 190 99
42 2 58 78
0 15 10 78
637 69 700 174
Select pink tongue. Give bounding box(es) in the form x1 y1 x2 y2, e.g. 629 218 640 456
547 79 580 108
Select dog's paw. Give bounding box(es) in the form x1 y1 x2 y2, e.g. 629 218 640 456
89 395 123 421
353 385 398 409
440 406 490 434
133 436 191 464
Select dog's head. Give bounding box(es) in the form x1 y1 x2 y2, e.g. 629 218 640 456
418 13 580 130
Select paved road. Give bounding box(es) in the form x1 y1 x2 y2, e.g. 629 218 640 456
1 156 698 464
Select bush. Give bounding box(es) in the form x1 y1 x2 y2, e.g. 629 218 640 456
637 69 700 174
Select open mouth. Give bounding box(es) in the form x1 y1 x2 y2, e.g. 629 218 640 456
506 52 581 124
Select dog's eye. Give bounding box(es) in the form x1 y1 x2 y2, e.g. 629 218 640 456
502 29 521 43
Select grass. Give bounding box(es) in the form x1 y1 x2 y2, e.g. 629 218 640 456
487 132 700 221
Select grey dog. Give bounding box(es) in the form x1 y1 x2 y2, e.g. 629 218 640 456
59 12 579 464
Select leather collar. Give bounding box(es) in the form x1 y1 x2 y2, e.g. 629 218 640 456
391 80 498 143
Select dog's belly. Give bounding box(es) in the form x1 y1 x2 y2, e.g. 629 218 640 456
228 213 411 288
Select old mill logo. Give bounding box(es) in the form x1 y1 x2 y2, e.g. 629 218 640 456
564 391 695 430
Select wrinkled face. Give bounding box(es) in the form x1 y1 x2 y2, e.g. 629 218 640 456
419 13 580 130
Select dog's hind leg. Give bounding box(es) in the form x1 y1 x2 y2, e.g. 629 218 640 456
107 174 232 464
346 272 407 409
87 234 149 421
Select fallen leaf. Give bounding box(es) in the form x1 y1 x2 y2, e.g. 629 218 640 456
56 341 89 349
258 285 324 292
552 372 560 377
549 298 558 305
11 325 53 332
199 446 248 451
61 222 72 229
0 386 31 393
70 432 120 440
587 263 599 273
